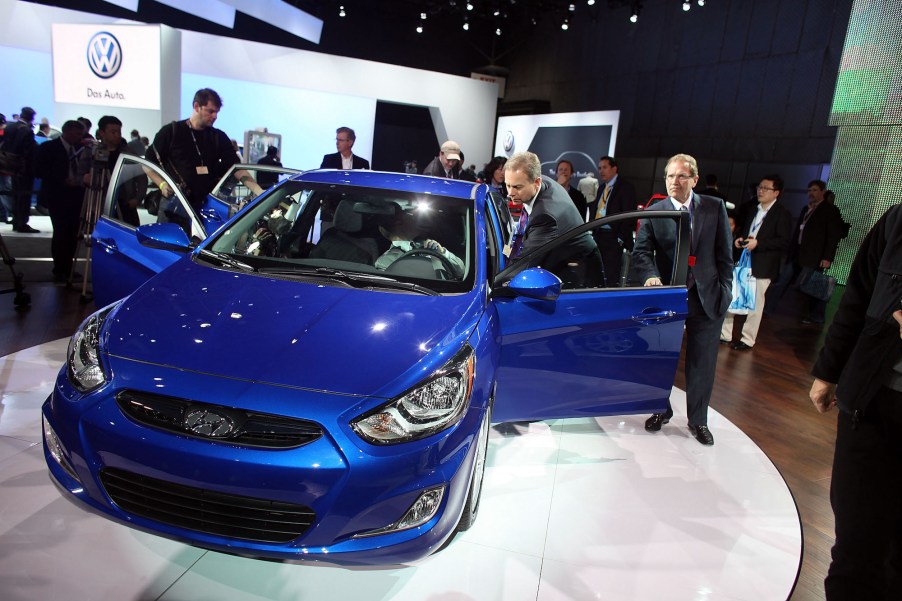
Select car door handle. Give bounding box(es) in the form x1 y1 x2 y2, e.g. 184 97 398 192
631 310 676 324
95 238 119 254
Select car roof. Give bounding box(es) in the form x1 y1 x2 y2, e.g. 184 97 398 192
293 169 481 201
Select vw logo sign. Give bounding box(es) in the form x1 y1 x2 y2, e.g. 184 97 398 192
503 130 515 153
184 409 235 438
87 31 122 79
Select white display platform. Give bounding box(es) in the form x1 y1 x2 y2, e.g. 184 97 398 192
0 340 801 600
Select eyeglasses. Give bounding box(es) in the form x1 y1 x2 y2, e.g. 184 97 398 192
665 174 692 182
757 186 776 192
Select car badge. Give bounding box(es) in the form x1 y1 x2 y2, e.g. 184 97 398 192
184 409 235 438
503 130 515 153
87 31 123 79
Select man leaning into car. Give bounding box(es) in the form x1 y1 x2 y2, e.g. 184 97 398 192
504 151 601 288
146 88 263 213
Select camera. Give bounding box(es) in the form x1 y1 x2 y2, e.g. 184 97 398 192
91 140 110 164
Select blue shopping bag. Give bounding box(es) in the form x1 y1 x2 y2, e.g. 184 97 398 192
728 248 756 315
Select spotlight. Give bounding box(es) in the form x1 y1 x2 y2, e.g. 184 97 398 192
338 5 345 17
587 0 595 5
420 12 426 19
463 21 469 30
466 2 474 10
682 1 691 10
569 3 575 10
697 0 705 5
493 9 500 16
561 19 569 30
630 12 638 22
630 2 640 21
495 27 501 35
416 25 423 33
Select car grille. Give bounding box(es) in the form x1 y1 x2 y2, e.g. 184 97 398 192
100 467 315 543
116 390 322 449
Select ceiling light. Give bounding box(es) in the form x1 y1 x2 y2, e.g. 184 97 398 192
630 13 638 22
420 12 426 19
467 2 474 10
463 21 469 30
561 19 569 30
338 5 345 17
493 9 500 16
697 0 705 5
416 25 423 33
682 1 691 10
587 0 595 5
495 27 501 35
569 3 576 10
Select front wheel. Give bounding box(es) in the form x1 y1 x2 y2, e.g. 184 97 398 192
456 405 491 532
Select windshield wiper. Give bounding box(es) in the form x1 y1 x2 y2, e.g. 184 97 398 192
197 249 255 272
258 266 439 296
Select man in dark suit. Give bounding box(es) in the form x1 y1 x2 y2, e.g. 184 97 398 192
767 179 844 324
505 151 601 288
34 119 87 281
587 156 637 287
632 153 734 445
721 174 793 349
320 127 370 170
3 106 38 232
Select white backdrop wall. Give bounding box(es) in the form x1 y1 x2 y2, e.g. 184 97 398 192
0 0 498 171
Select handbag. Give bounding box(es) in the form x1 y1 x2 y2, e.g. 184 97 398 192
728 248 756 315
797 267 837 301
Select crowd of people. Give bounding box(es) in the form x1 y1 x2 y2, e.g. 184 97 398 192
3 86 898 599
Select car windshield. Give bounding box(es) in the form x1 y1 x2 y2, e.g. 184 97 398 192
206 181 475 294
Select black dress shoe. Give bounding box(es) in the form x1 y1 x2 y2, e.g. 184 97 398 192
645 412 673 432
16 224 40 233
731 341 753 351
689 424 714 446
719 338 731 345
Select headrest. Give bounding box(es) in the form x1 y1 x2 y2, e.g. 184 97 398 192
333 199 363 233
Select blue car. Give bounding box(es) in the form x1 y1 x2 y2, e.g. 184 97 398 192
43 164 690 565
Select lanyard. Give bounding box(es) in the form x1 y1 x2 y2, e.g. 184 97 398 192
186 120 205 166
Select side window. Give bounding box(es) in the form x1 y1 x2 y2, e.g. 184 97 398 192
107 156 205 240
506 211 682 293
107 159 150 228
212 170 253 206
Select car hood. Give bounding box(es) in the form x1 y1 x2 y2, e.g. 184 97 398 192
103 260 483 397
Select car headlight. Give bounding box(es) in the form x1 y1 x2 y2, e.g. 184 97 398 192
67 304 116 392
351 345 475 445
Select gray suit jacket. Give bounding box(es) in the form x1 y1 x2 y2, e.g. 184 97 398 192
632 194 733 320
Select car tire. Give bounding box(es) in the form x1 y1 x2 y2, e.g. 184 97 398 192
455 404 491 532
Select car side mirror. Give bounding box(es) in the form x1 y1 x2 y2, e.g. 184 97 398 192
136 223 193 252
505 267 561 301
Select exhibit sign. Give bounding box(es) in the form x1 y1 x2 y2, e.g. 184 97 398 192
494 111 620 180
51 23 162 110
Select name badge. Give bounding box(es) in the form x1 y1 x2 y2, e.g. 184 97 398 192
196 166 209 175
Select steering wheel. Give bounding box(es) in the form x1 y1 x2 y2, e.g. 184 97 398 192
388 247 457 278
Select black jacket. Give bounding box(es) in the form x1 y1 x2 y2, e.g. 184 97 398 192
793 201 844 269
320 152 369 170
812 203 902 414
587 176 638 250
632 194 734 320
733 199 792 279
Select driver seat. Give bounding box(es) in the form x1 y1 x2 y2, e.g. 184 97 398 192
309 200 381 264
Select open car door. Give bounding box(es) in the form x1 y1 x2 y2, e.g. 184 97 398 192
91 154 206 307
491 210 691 422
